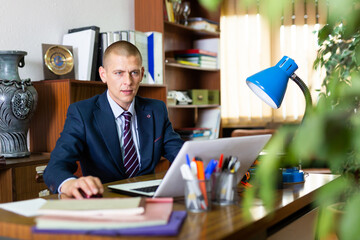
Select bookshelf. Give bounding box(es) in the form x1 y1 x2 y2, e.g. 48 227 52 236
135 0 221 130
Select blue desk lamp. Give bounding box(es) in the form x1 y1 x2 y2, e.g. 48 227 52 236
246 56 312 183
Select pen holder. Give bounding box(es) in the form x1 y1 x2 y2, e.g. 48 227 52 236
211 172 220 202
184 179 211 212
213 172 239 206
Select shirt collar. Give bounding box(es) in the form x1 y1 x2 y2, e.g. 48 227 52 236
106 90 136 119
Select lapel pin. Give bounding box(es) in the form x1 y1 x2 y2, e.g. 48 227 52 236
147 114 151 118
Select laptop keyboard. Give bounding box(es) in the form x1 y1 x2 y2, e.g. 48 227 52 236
132 185 159 193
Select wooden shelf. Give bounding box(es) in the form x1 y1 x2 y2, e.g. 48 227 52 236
139 83 166 87
164 21 220 37
165 60 220 71
168 104 220 108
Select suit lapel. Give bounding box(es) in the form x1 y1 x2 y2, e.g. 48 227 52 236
136 97 154 171
94 93 126 175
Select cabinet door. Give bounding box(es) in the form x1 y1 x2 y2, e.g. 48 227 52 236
13 164 48 201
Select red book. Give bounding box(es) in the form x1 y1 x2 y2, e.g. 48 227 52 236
173 49 217 57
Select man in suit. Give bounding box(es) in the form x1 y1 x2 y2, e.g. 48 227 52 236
43 41 184 199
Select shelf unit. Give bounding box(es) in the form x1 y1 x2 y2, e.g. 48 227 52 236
135 0 221 130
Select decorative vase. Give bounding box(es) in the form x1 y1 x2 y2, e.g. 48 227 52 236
0 51 38 158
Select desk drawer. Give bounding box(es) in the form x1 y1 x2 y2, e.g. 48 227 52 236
13 164 48 201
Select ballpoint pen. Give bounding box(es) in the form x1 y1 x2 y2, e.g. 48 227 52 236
186 154 191 167
218 154 224 172
205 159 217 180
195 160 208 207
222 157 230 172
190 161 198 177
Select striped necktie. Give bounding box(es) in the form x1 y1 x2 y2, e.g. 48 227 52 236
122 111 139 178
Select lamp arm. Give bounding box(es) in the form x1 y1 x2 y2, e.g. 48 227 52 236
290 73 313 116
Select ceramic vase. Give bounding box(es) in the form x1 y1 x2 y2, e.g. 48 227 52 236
0 51 38 158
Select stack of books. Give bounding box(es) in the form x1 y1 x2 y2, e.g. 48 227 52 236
173 49 218 69
175 127 212 141
187 17 220 33
34 197 175 231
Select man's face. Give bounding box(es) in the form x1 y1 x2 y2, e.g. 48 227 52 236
99 53 144 110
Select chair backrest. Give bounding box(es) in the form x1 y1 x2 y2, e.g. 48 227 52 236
231 129 276 137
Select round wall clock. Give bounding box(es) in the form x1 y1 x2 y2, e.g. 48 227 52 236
44 45 74 75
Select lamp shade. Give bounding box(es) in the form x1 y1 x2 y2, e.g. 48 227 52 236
246 56 298 109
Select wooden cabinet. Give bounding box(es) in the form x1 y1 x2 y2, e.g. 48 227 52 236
0 153 50 203
135 0 221 130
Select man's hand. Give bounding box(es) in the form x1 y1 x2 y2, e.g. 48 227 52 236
60 176 104 199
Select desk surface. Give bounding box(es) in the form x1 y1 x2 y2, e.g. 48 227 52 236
0 173 338 240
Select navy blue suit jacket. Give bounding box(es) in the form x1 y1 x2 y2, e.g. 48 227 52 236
44 92 184 193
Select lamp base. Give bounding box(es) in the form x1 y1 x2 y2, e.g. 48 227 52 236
282 167 304 184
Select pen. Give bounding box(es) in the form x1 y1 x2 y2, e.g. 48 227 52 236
225 173 235 201
186 154 191 167
205 159 217 180
190 161 198 177
228 156 238 171
222 157 230 172
195 160 208 207
218 154 224 172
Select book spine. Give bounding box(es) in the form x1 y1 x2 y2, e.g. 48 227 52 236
146 32 163 84
106 31 114 46
120 31 128 41
153 32 163 84
113 31 121 43
165 0 174 23
134 31 149 84
147 33 155 83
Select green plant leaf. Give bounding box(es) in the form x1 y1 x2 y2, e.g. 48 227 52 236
198 0 223 12
317 25 332 45
339 193 360 240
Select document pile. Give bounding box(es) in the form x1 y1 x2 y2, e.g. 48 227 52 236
35 197 175 231
175 127 212 141
173 49 218 69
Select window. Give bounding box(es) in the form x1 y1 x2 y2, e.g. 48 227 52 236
220 0 326 127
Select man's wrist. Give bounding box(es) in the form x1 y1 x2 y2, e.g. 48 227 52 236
58 177 76 194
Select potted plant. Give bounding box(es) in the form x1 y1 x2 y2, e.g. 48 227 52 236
243 12 360 240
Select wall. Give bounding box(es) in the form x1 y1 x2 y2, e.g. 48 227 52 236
0 0 134 81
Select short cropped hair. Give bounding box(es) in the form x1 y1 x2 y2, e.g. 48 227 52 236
102 41 142 67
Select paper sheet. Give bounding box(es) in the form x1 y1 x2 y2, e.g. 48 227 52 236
0 198 47 217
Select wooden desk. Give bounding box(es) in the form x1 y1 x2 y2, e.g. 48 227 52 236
0 173 338 240
0 152 50 203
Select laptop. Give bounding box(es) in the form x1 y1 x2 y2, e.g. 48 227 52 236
108 135 272 197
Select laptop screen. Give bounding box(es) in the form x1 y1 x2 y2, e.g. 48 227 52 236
108 135 272 198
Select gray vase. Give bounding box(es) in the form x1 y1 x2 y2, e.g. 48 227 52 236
0 51 38 158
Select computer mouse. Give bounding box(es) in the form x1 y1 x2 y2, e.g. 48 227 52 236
79 189 103 198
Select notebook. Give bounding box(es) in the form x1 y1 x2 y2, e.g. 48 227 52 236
108 135 272 197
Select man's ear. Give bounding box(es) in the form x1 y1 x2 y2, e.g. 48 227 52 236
140 66 145 82
99 66 107 83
